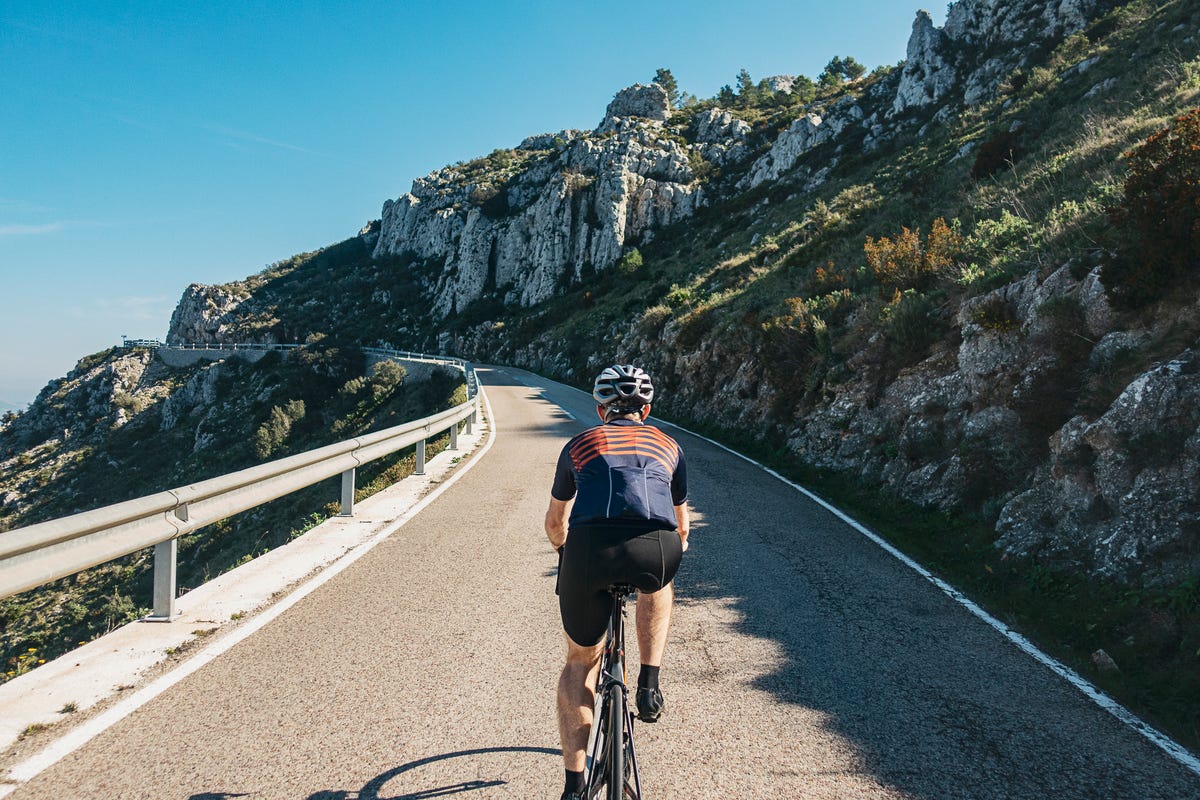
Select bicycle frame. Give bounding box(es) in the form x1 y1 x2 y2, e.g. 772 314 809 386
585 585 642 800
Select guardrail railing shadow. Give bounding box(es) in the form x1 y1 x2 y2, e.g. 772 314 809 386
0 347 481 620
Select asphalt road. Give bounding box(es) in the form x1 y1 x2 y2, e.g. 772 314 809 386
10 366 1200 799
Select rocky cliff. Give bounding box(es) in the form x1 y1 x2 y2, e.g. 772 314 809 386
154 0 1200 588
371 84 702 317
168 0 1115 341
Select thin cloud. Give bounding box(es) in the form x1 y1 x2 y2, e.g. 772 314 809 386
96 295 173 311
0 198 53 214
0 222 64 236
61 295 173 323
206 124 317 155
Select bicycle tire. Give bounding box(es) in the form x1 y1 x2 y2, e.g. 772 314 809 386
586 684 610 798
607 686 625 800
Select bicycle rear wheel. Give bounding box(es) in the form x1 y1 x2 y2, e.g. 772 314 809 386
607 686 624 800
586 684 611 799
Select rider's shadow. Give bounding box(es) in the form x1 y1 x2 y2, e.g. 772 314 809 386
296 745 561 800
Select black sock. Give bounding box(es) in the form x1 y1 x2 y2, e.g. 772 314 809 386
639 664 660 691
565 768 585 795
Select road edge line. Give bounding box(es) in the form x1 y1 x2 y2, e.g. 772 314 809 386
514 366 1200 777
667 422 1200 777
0 386 499 796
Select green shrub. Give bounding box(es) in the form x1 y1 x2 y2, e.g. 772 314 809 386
1102 109 1200 308
369 360 406 398
664 283 697 309
972 130 1023 180
617 248 644 276
253 400 306 459
883 290 943 364
966 209 1036 274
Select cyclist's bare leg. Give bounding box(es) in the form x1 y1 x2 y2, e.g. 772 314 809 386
557 635 604 771
636 582 673 667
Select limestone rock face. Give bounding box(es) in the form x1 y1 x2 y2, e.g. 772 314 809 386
518 130 583 151
765 75 798 93
741 98 863 189
692 108 752 166
597 83 670 132
0 350 164 456
893 10 957 114
160 361 222 433
167 284 246 345
997 350 1200 584
373 92 701 317
894 0 1106 113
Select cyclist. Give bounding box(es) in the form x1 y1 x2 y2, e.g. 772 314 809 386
545 364 689 800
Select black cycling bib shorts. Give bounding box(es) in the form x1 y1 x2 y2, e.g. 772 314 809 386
550 419 688 646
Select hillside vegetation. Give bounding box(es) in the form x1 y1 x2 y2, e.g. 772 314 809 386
0 346 465 683
3 0 1200 750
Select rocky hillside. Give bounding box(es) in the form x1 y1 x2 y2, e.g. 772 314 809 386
151 0 1200 592
0 344 465 678
6 0 1200 747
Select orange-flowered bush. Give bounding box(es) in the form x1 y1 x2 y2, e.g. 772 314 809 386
864 218 963 291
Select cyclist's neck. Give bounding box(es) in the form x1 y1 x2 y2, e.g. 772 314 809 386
605 418 644 426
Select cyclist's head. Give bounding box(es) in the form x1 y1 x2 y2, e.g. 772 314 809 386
593 364 654 421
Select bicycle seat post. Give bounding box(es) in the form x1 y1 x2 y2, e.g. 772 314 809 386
606 585 635 681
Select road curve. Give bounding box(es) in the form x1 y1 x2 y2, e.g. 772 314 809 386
9 366 1200 800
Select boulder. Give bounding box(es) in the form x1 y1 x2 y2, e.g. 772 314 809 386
596 83 671 132
997 350 1200 583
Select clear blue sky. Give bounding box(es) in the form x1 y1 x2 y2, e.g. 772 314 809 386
0 1 945 408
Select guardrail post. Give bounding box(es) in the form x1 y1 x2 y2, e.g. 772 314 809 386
415 439 426 475
449 422 459 450
339 468 356 516
463 410 474 435
149 539 178 621
148 504 187 621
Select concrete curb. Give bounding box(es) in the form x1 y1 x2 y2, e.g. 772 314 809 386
0 400 492 779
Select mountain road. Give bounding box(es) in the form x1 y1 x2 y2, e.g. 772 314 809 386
8 365 1200 799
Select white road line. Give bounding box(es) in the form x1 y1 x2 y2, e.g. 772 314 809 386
0 388 499 797
667 424 1200 778
508 367 1200 777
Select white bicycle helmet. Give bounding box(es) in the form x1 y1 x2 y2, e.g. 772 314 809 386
593 364 655 409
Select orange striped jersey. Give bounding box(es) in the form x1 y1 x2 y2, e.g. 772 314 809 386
551 419 687 529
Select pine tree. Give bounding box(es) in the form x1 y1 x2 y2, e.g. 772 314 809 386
653 68 680 108
736 68 754 95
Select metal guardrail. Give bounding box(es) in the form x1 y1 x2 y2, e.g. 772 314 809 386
0 347 481 620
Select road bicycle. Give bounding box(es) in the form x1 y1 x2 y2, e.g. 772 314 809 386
584 584 642 800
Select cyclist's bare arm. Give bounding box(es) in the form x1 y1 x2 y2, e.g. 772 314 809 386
546 496 570 549
674 502 690 552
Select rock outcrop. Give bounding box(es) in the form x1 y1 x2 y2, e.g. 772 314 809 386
692 108 752 167
893 10 957 114
372 91 702 317
894 0 1108 113
597 83 671 131
742 97 864 189
998 350 1200 584
167 284 246 345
